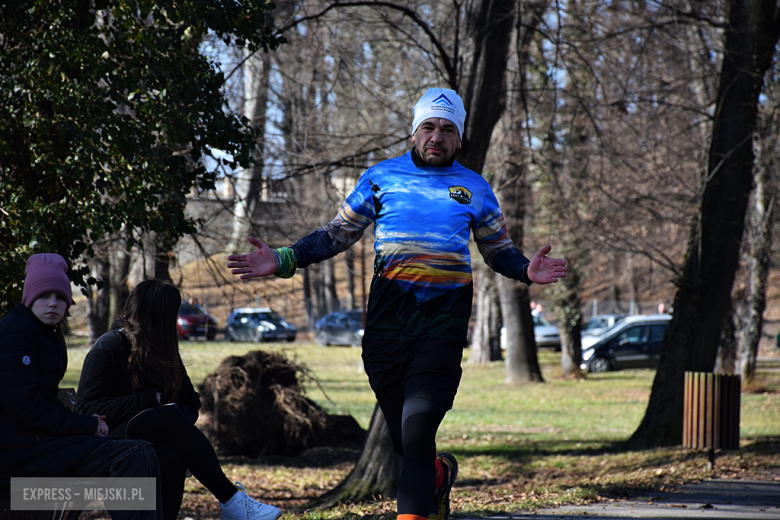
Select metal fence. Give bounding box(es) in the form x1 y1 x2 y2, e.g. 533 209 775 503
530 299 672 323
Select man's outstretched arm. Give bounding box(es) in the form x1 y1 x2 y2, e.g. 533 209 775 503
491 245 567 285
227 218 360 280
226 236 278 280
526 245 567 284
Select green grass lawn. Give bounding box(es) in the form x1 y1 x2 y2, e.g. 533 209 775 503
64 338 780 443
64 338 780 518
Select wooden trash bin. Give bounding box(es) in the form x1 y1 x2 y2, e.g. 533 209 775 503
683 372 740 450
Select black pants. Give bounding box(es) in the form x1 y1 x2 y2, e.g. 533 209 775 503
69 439 163 520
362 339 464 517
112 405 236 520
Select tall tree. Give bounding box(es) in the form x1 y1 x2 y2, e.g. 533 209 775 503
493 0 550 383
0 0 282 313
229 50 272 254
716 70 780 381
85 245 111 344
630 0 780 446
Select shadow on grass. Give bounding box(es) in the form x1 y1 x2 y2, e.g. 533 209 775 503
219 445 362 468
440 435 780 489
216 435 780 473
453 434 780 458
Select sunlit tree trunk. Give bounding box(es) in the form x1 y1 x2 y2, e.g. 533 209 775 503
229 49 270 254
554 245 584 379
732 118 776 381
301 404 402 509
469 266 497 364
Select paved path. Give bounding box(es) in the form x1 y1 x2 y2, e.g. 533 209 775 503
480 479 780 519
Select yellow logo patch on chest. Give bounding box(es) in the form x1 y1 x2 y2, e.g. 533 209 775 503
449 186 472 205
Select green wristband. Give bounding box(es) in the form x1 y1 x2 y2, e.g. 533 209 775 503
273 247 297 279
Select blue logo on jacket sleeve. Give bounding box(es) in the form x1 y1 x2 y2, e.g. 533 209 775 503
22 355 31 365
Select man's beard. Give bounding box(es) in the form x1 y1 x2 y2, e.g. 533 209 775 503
416 143 453 166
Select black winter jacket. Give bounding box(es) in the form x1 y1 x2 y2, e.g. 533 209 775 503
0 304 105 479
74 322 201 433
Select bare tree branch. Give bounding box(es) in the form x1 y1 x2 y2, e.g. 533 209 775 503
228 1 457 87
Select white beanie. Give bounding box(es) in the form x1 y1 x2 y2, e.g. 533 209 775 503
411 88 466 139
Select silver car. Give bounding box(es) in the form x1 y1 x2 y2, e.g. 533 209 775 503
500 315 561 351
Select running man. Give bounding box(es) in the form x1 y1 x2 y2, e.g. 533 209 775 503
227 88 567 520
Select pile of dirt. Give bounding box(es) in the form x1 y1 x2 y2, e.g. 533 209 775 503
198 350 365 458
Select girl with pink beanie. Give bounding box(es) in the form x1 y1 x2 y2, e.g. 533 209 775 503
0 253 163 520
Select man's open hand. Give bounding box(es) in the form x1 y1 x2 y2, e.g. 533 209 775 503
527 245 567 284
226 236 278 279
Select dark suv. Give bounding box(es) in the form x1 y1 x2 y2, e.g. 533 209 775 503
224 308 296 342
581 314 671 373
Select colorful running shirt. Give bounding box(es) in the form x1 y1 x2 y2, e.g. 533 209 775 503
291 151 516 342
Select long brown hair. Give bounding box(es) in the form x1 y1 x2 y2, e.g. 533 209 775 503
122 279 184 402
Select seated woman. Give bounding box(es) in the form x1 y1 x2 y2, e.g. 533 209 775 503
75 279 280 520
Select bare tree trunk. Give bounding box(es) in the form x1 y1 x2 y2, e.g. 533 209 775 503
626 254 638 314
458 0 517 173
323 258 338 313
488 290 502 361
344 248 355 310
503 284 543 384
314 267 326 319
86 248 110 345
556 255 584 379
229 49 270 254
736 130 776 382
469 264 495 364
499 0 549 384
110 236 132 321
302 404 402 509
153 231 175 283
302 268 314 331
715 298 739 374
630 0 780 447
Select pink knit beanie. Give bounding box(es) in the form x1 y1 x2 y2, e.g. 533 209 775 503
22 253 73 310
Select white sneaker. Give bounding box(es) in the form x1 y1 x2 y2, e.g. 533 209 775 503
220 482 281 520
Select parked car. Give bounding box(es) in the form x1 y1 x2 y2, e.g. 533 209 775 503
581 314 672 373
225 307 296 342
314 310 364 347
533 315 561 350
500 315 561 351
177 301 217 340
581 314 627 348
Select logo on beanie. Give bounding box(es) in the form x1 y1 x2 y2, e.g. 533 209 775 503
433 94 453 107
449 186 472 205
22 355 31 365
431 94 456 115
